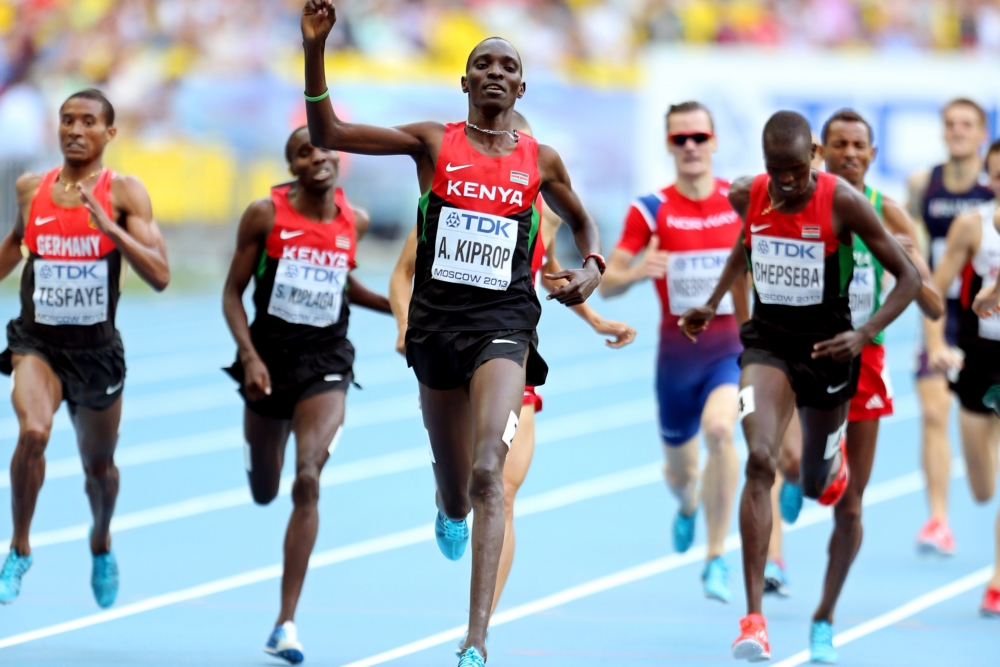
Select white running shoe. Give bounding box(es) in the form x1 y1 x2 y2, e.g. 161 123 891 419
264 621 304 664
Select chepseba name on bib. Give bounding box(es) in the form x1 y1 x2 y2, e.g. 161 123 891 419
751 235 825 306
268 257 348 327
33 259 108 325
849 262 876 327
431 206 518 291
667 249 733 315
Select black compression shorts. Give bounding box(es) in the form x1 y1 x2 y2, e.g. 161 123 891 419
0 318 126 412
405 328 548 391
950 346 1000 414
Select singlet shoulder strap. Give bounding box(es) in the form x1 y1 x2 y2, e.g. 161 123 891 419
333 188 355 226
865 185 883 218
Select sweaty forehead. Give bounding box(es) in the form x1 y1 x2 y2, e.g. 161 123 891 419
60 98 104 119
764 134 812 162
467 39 521 69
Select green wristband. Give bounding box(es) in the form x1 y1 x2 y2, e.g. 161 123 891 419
304 89 330 103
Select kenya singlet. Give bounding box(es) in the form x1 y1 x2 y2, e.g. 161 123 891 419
744 172 853 340
21 167 122 347
409 122 542 332
958 202 1000 353
250 184 356 348
850 187 887 345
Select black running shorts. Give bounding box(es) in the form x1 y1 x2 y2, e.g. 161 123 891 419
0 318 126 412
739 321 859 411
225 337 354 420
950 347 1000 414
405 328 548 391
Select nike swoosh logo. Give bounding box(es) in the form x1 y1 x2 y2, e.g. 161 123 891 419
445 163 473 172
34 216 56 226
826 380 849 394
492 339 518 345
749 224 771 233
106 379 124 395
279 230 305 240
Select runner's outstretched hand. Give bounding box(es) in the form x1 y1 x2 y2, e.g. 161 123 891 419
973 283 1000 318
590 317 636 348
76 184 115 236
927 344 963 375
545 264 601 306
242 354 272 402
678 305 715 342
636 236 668 280
812 330 867 363
302 0 336 44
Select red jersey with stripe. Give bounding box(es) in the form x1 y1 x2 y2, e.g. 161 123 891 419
21 167 122 346
743 172 853 341
250 184 357 348
410 122 542 331
615 179 742 361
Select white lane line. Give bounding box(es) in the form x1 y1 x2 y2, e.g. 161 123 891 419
771 566 992 667
337 457 969 667
0 462 662 650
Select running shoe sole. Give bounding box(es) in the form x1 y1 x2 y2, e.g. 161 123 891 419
732 638 770 662
264 646 305 665
980 608 1000 618
916 541 954 557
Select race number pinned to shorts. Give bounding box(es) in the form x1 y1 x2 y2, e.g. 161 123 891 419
33 259 109 325
268 258 347 327
431 206 517 291
667 249 733 316
502 409 519 449
751 235 825 306
737 386 755 421
824 421 847 460
979 309 1000 341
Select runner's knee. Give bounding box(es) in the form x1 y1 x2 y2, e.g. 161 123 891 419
291 468 321 507
702 416 734 451
744 448 777 484
801 457 835 499
921 398 950 430
16 426 50 458
969 476 996 504
833 492 862 526
469 462 503 503
248 471 281 505
82 454 116 482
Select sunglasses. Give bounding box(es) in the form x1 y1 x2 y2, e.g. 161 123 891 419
668 132 713 147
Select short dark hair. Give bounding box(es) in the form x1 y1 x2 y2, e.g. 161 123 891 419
666 101 714 132
943 98 987 127
821 108 873 145
62 89 115 126
986 139 1000 167
466 37 522 72
285 126 309 163
763 111 812 150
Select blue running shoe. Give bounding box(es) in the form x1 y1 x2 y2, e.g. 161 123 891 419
458 647 485 667
0 548 32 604
435 511 469 561
810 620 837 664
780 481 803 524
91 551 119 608
763 560 790 597
672 508 697 553
264 621 304 664
702 556 730 603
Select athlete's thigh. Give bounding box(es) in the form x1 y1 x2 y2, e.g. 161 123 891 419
662 434 699 474
738 363 795 460
916 373 952 417
420 383 473 484
845 419 879 493
700 383 738 434
70 397 122 461
10 353 62 433
469 356 527 466
291 389 346 469
958 407 1000 499
503 404 535 495
244 407 293 485
797 403 849 482
779 408 802 479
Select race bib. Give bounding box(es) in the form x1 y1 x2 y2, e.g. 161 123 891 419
667 249 733 315
849 264 875 328
267 258 346 327
979 310 1000 341
431 207 517 291
33 259 108 326
931 237 962 299
751 235 824 306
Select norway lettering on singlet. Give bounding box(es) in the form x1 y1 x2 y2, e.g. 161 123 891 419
849 187 887 344
958 202 1000 347
21 167 122 345
410 122 542 331
251 184 356 347
743 172 853 339
615 179 742 361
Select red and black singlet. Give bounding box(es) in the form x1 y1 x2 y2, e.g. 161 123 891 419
743 172 853 340
250 184 357 348
409 122 543 331
21 167 122 347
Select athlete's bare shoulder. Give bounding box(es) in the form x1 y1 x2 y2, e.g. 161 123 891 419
14 172 43 201
879 194 917 237
536 143 565 182
239 197 277 243
352 206 371 240
907 169 931 194
727 176 754 216
110 174 152 213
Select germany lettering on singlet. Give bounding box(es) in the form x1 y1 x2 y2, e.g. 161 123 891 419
409 123 542 332
250 184 356 348
21 167 122 346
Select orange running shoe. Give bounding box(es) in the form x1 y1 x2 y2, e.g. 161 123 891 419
817 432 850 507
980 586 1000 617
732 613 770 662
916 517 956 556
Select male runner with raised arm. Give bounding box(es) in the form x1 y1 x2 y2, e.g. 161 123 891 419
301 4 603 665
0 90 169 607
926 139 1000 618
908 99 993 556
601 101 749 602
680 111 921 661
222 127 389 664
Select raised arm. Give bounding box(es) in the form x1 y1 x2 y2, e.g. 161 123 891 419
537 143 601 305
301 0 441 162
881 195 943 320
81 176 169 291
222 200 274 400
388 225 418 354
813 182 920 362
